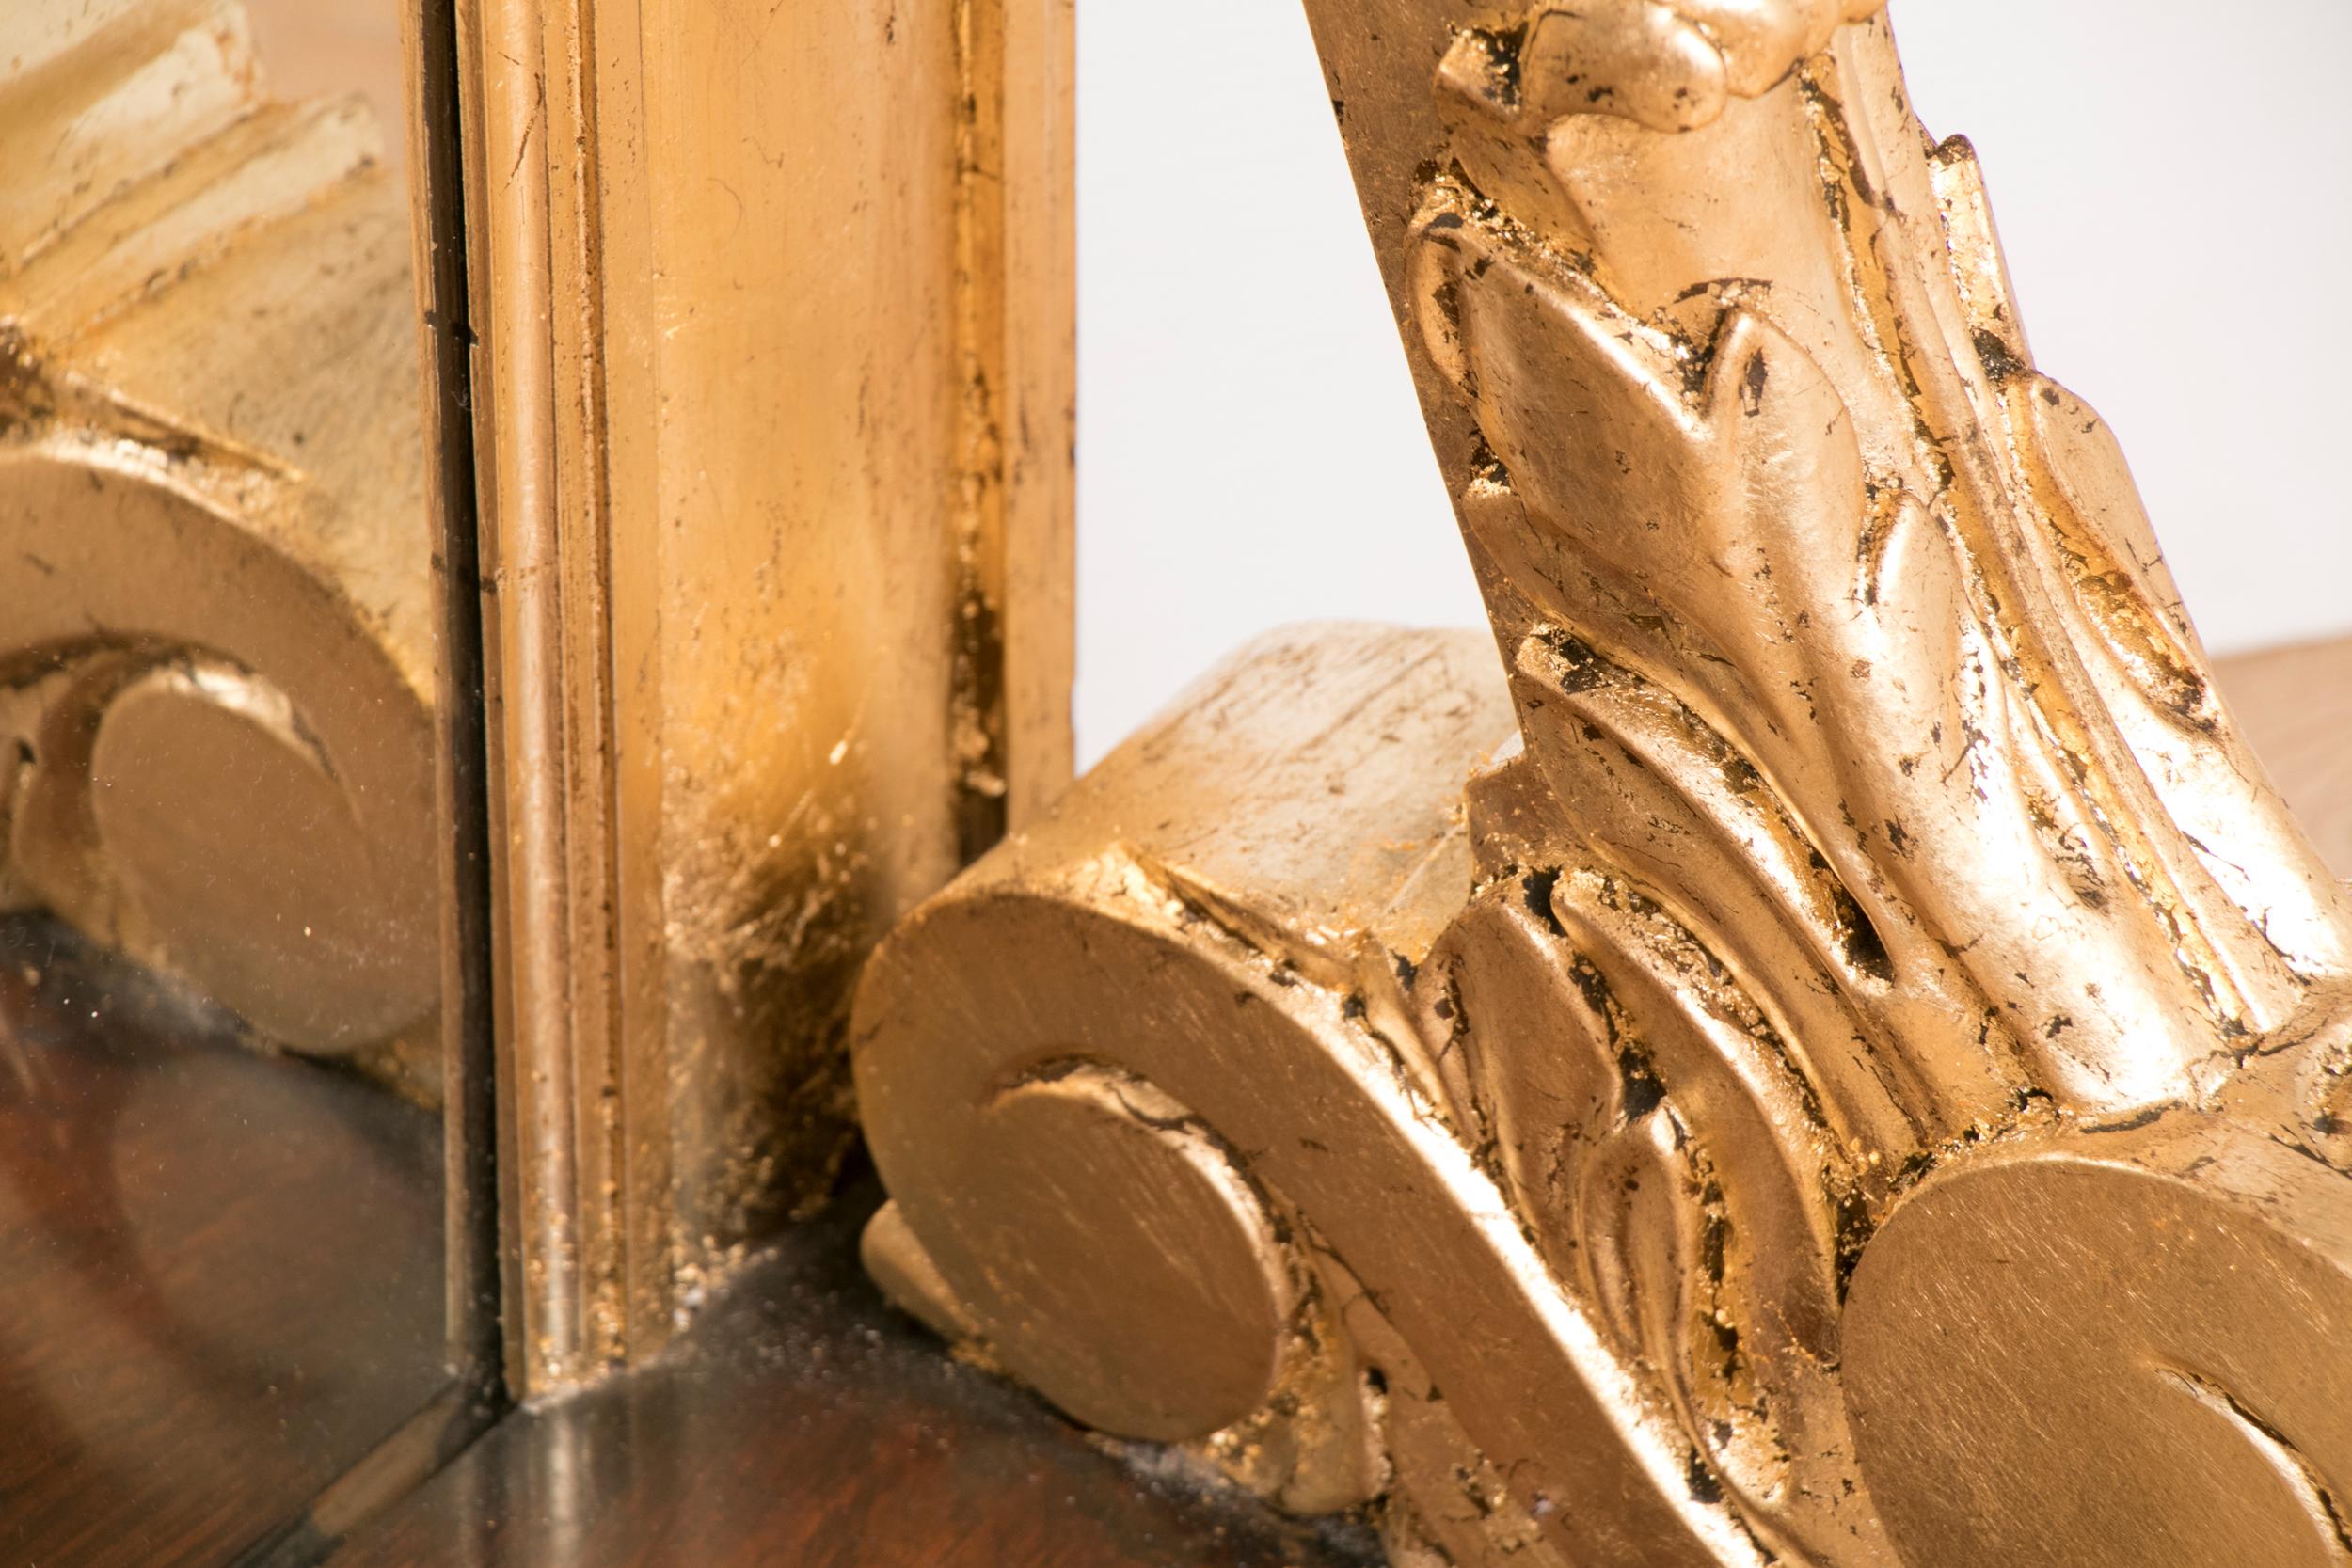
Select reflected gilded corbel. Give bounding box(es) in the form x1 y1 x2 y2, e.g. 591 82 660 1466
0 0 437 1081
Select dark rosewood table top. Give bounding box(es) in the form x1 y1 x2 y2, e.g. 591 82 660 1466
330 1167 1383 1568
0 915 446 1568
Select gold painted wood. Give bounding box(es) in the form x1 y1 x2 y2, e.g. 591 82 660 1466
855 6 2352 1566
435 0 1074 1388
0 0 437 1084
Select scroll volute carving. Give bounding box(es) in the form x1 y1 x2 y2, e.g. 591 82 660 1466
0 0 437 1069
854 5 2352 1567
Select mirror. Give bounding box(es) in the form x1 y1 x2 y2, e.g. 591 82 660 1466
0 0 479 1560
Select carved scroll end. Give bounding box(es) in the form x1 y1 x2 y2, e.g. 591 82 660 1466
853 625 1543 1552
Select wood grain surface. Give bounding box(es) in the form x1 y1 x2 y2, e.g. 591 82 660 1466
0 915 446 1568
329 1166 1381 1568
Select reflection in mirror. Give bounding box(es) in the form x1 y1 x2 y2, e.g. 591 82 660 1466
0 0 457 1560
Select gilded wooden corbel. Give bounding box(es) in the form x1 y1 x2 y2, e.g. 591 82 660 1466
0 0 437 1072
854 6 2352 1564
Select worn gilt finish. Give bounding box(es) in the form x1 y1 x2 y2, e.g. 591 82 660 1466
857 6 2352 1565
432 0 1075 1388
0 0 437 1085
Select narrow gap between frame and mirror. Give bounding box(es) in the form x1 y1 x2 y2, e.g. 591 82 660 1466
231 0 516 1560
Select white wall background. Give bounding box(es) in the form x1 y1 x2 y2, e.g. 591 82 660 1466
1074 0 2352 767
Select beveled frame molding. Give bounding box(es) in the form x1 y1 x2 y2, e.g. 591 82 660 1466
428 0 1074 1391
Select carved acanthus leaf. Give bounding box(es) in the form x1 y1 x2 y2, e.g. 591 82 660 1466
854 7 2352 1566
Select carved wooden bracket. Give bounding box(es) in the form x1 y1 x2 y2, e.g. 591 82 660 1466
854 7 2352 1565
0 0 437 1079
